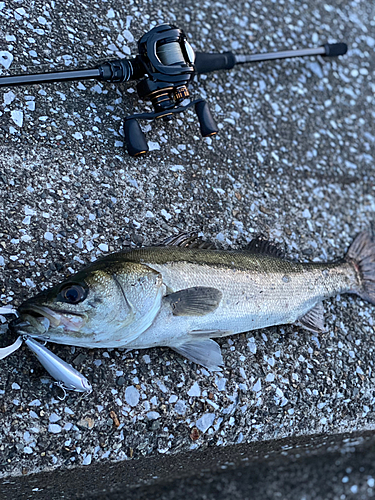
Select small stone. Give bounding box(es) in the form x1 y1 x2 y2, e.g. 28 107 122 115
11 110 23 127
174 400 187 415
110 410 120 428
82 454 92 466
77 417 94 430
125 386 140 407
0 51 13 69
48 424 62 434
142 355 151 364
188 382 201 397
190 427 200 441
196 413 215 433
3 91 16 105
72 353 87 366
252 379 262 392
44 232 53 241
147 411 160 420
302 209 311 218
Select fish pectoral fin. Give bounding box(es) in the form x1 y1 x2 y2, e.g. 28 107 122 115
165 287 222 316
298 302 326 333
172 339 223 371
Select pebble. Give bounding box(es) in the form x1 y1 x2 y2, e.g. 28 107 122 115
125 386 140 407
196 413 215 433
48 424 62 434
10 110 23 127
187 382 201 397
0 51 13 69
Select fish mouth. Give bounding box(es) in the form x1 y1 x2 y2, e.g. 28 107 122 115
17 305 87 335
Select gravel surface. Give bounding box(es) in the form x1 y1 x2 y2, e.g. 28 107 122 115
0 0 374 497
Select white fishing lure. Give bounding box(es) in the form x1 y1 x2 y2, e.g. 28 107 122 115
0 306 92 394
23 337 92 394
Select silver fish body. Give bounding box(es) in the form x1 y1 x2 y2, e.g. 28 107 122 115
24 337 92 393
13 231 375 370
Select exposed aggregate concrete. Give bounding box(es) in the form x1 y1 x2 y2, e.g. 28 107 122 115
0 0 374 497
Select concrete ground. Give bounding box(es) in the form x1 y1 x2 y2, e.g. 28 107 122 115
0 0 374 498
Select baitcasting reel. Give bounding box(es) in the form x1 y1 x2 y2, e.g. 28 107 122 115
123 25 219 156
0 24 347 156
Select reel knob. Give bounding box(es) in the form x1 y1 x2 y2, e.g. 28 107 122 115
195 100 218 137
124 119 149 157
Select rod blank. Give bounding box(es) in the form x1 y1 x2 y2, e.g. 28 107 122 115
0 68 100 88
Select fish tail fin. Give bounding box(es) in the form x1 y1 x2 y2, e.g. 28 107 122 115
346 231 375 305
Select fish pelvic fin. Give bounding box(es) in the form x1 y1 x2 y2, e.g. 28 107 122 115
298 302 326 333
171 339 223 371
346 230 375 305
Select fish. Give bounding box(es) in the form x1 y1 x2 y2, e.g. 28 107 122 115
10 231 375 371
23 336 92 393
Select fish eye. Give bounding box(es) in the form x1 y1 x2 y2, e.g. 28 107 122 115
60 284 87 304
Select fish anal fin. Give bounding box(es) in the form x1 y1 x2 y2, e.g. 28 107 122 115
298 302 326 333
172 339 223 371
166 287 222 316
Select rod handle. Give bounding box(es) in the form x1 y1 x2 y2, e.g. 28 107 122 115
194 51 236 74
323 43 348 57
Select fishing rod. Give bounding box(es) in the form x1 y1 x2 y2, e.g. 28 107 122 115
0 24 347 156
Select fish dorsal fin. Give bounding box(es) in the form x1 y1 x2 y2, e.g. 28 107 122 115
166 287 222 316
160 232 214 249
298 302 326 333
172 339 223 371
245 237 285 258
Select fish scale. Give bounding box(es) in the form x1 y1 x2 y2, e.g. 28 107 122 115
131 259 356 346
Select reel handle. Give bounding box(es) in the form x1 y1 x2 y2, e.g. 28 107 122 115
195 101 218 137
124 99 218 156
124 119 149 157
